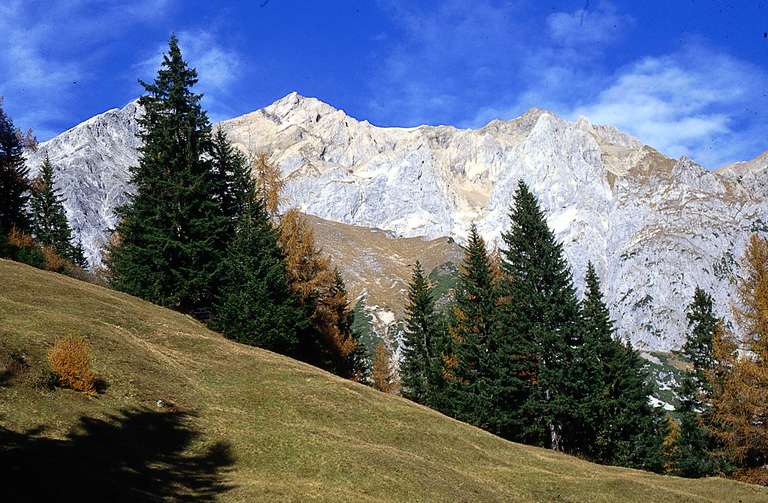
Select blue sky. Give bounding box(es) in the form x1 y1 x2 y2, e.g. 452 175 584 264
1 0 766 167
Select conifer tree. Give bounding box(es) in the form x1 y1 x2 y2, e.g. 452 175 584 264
108 35 227 312
29 156 82 264
447 223 497 425
492 180 581 450
372 341 395 393
662 287 723 477
666 374 719 477
401 261 440 405
210 127 252 230
278 209 358 374
578 262 666 469
332 269 370 381
709 235 768 484
0 102 30 235
251 152 283 217
683 287 720 395
212 194 306 353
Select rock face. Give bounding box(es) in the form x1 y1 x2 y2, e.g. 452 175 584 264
25 92 768 351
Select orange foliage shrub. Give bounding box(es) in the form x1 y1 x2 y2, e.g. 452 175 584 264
372 342 395 393
41 246 67 272
48 335 96 394
7 227 35 248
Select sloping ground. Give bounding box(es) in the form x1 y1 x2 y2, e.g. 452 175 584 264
308 215 463 316
1 260 766 502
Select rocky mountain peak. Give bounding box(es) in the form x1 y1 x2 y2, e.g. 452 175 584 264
24 94 768 351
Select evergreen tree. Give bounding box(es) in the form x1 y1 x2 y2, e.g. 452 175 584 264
446 223 497 425
0 102 30 236
332 269 371 381
278 208 358 375
108 35 227 312
212 195 306 354
401 261 440 405
579 263 666 470
666 374 719 477
683 287 720 396
492 180 581 450
210 127 252 229
29 156 82 264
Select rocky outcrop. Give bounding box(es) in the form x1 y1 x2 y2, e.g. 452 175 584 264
26 92 768 351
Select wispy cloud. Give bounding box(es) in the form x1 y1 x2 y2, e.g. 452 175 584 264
571 43 768 167
135 30 242 122
0 0 172 139
370 0 766 166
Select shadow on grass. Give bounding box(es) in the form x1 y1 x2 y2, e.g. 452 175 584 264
0 407 235 502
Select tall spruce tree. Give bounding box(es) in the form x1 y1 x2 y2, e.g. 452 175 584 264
683 287 720 395
579 262 666 470
212 194 306 354
0 102 30 236
210 127 252 229
108 35 227 312
666 374 720 477
446 224 497 425
401 261 440 405
29 156 82 264
493 180 581 450
664 287 722 477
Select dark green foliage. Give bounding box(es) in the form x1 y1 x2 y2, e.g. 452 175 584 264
333 269 371 382
665 287 724 478
210 127 252 230
401 261 442 405
667 374 720 477
212 196 306 354
443 224 497 424
492 180 581 449
682 287 719 396
0 102 30 236
29 156 82 264
108 36 228 312
578 263 666 470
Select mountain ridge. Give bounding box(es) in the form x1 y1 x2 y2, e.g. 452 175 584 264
23 92 768 351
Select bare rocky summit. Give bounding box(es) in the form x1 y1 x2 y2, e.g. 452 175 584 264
25 92 768 351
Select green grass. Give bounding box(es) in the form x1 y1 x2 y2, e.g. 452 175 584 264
1 259 767 502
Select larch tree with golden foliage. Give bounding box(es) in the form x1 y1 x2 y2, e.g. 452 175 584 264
250 151 283 217
372 341 395 393
278 208 364 377
709 234 768 485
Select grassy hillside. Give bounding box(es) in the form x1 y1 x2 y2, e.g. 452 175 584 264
1 259 766 502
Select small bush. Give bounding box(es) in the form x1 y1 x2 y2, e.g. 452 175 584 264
48 335 96 395
41 246 67 273
6 228 46 269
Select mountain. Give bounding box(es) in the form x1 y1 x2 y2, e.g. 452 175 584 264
24 93 768 351
3 259 767 502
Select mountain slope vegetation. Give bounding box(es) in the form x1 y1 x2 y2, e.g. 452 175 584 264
1 259 766 502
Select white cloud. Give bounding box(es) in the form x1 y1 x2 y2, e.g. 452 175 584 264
0 0 173 139
571 43 768 167
372 1 766 167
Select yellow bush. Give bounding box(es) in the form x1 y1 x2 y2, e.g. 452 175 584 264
8 227 35 248
48 335 96 394
41 246 67 272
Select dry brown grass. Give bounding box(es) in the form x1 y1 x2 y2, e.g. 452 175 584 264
1 259 767 502
48 335 96 394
